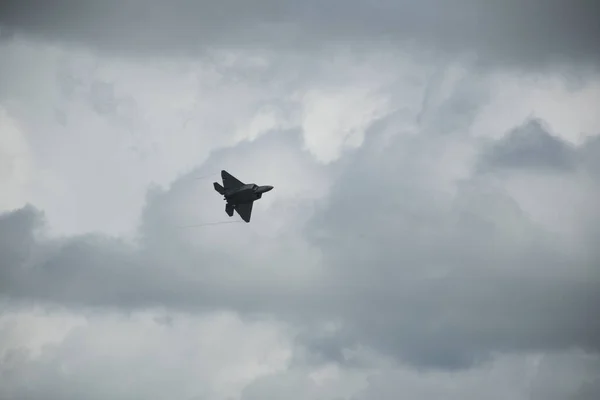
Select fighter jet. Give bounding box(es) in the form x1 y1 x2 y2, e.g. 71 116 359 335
213 170 273 223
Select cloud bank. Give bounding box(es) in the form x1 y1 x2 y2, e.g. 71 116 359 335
1 0 599 70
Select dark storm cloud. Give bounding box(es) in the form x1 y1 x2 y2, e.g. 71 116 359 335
1 0 599 69
1 120 599 370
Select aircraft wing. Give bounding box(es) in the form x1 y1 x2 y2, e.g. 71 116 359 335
222 170 244 189
235 202 253 223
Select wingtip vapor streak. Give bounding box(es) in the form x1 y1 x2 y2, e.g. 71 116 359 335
213 170 273 223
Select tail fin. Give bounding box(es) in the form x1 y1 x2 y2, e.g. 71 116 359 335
213 182 224 195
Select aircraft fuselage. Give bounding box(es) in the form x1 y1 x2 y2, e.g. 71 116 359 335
223 184 273 204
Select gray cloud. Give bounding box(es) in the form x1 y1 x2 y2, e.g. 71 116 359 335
302 116 600 368
579 134 600 176
478 118 579 172
1 0 599 70
477 117 600 184
1 118 599 372
349 351 600 400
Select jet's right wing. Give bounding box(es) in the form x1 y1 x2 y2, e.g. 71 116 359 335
221 170 244 190
235 202 253 223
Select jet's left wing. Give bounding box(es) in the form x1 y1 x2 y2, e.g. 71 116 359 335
222 170 244 190
235 202 253 223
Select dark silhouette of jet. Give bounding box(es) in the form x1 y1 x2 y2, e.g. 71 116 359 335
213 170 273 223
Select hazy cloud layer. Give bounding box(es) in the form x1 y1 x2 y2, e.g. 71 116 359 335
1 0 600 69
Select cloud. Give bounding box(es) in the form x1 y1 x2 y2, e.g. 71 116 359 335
0 306 293 400
2 116 599 373
302 116 600 368
478 118 578 172
1 19 599 398
0 107 35 211
1 0 599 70
0 37 326 235
1 305 597 400
350 351 600 400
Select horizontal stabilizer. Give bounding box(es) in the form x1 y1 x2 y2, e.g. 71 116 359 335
213 182 224 194
235 202 253 223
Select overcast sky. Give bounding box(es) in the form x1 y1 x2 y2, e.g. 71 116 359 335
1 1 599 399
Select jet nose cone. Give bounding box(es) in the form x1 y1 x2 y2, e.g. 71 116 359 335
257 185 273 194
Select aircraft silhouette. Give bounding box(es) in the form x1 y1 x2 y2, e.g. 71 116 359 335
213 170 273 223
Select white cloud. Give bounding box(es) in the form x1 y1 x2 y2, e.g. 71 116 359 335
300 85 391 163
470 73 600 144
0 306 293 400
0 106 34 212
0 40 305 237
